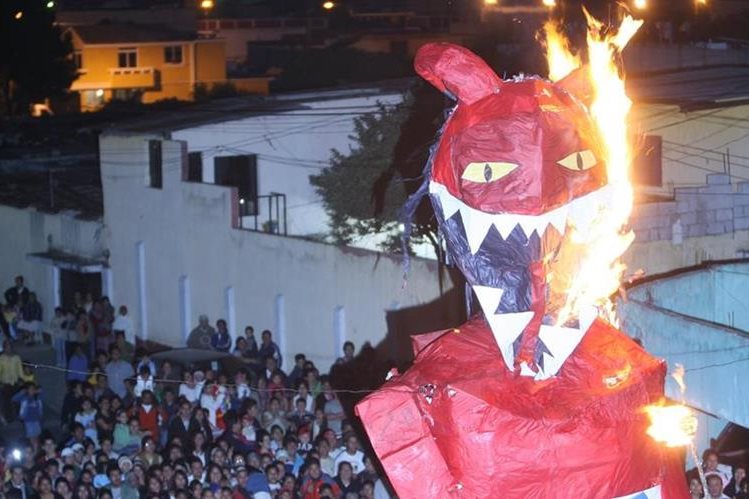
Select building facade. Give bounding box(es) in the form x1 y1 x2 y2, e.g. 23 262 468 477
97 131 452 369
68 24 226 111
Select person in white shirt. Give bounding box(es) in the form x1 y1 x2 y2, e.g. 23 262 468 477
178 371 204 404
292 381 314 413
134 366 154 398
703 450 732 488
112 306 135 345
706 474 730 499
333 434 366 476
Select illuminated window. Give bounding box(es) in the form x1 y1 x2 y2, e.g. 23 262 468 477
164 45 183 64
117 48 137 68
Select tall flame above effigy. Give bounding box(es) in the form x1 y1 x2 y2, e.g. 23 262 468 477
356 11 690 498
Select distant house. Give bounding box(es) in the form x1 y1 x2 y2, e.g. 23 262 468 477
68 23 227 111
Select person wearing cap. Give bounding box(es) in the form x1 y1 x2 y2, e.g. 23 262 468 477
187 315 216 350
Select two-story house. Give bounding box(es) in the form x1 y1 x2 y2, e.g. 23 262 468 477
68 23 226 111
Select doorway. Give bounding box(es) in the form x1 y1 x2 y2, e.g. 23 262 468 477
60 269 102 310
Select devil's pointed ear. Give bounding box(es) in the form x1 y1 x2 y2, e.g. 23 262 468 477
414 43 502 106
556 66 593 106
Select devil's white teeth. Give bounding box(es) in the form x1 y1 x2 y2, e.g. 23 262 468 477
462 209 494 254
438 189 463 220
546 204 568 234
430 182 613 255
472 285 504 315
567 188 606 235
493 218 517 240
488 311 534 371
537 323 589 378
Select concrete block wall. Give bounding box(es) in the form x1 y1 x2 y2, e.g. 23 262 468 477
630 174 749 243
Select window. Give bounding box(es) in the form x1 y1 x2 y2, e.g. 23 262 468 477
632 135 662 187
112 89 142 102
214 155 258 215
164 45 183 64
148 140 163 189
73 50 83 70
187 152 203 182
117 48 137 68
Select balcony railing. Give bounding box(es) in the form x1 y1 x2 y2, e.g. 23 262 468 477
239 193 287 236
108 67 156 89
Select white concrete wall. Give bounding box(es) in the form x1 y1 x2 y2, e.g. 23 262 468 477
100 133 451 369
626 262 749 333
620 298 749 429
172 92 405 238
631 103 749 195
0 205 105 321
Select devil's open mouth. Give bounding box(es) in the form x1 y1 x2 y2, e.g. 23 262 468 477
429 181 612 378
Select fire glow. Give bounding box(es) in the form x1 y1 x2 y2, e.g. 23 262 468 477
541 13 642 327
645 403 698 447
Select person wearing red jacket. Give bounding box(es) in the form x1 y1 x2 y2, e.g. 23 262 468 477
135 390 164 443
299 458 340 499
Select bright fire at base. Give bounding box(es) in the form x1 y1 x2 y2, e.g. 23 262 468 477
645 403 698 447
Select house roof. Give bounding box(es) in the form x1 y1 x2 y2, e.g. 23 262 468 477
627 65 749 110
70 23 198 45
0 164 103 220
105 77 417 133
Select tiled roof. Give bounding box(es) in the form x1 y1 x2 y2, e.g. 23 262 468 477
71 23 197 44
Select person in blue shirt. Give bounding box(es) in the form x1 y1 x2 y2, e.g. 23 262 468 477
211 320 232 352
67 343 89 383
13 382 43 448
258 330 282 368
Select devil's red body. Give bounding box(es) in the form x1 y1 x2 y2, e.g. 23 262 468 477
356 43 689 498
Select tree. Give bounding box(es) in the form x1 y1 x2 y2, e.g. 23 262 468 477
310 85 446 254
310 97 411 246
0 0 77 115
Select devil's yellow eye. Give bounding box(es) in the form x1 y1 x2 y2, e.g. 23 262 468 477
557 150 597 171
461 162 518 183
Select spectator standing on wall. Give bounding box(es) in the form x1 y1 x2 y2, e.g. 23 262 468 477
112 305 135 345
188 315 215 350
259 330 282 368
12 382 43 449
66 343 89 382
212 319 232 352
4 275 29 308
104 346 134 399
17 292 43 345
0 340 24 423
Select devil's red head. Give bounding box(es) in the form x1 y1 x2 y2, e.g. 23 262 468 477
418 43 612 378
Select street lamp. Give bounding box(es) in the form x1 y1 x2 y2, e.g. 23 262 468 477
542 0 556 8
322 1 335 9
633 0 647 10
200 0 214 11
14 11 23 20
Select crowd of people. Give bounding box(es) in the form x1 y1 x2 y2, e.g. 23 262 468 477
0 276 389 499
3 275 749 499
688 450 748 499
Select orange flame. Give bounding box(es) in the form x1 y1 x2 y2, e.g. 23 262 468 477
541 21 580 82
544 13 642 327
645 402 698 447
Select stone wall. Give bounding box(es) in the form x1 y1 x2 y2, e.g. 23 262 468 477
631 173 749 243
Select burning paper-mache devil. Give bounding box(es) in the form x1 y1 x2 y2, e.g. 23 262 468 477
356 17 690 499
